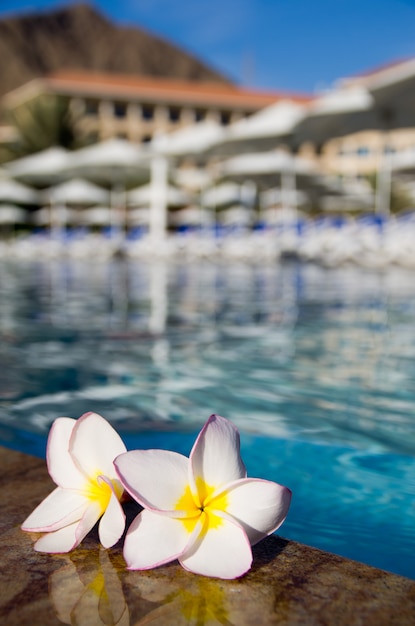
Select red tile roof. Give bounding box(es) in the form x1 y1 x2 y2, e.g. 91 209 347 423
43 70 313 109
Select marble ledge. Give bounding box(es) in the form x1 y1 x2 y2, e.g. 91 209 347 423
0 445 414 626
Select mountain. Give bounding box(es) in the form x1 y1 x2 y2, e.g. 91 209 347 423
0 3 231 98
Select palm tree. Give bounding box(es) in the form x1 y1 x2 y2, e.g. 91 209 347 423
0 93 82 163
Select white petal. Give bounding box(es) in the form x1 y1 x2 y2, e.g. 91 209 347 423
34 502 100 552
180 515 252 579
34 522 80 553
98 478 126 548
222 478 292 545
21 487 88 532
69 413 126 480
115 449 189 511
123 509 190 570
190 415 246 495
46 418 86 489
75 501 102 545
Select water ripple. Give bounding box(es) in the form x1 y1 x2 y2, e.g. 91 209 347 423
1 259 415 578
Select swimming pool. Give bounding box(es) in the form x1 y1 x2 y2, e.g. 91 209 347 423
1 259 414 579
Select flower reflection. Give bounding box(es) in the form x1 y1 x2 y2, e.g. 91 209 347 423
49 544 275 625
133 579 229 625
127 569 275 626
49 549 129 626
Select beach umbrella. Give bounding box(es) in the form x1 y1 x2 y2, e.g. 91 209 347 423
293 85 375 145
220 150 314 194
173 167 213 191
0 179 39 204
149 122 226 241
40 178 109 239
169 206 213 227
218 205 255 227
213 100 307 155
32 207 53 226
220 150 314 180
128 182 193 207
79 206 113 226
127 207 151 226
261 187 308 208
390 149 415 173
5 147 72 185
0 204 28 225
293 59 415 214
150 121 226 236
0 204 28 239
260 206 306 225
43 178 109 206
200 182 254 227
66 139 151 231
152 120 226 157
219 150 318 219
67 139 150 184
201 182 242 208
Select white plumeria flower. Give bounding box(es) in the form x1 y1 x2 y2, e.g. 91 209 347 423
22 412 127 553
115 414 292 580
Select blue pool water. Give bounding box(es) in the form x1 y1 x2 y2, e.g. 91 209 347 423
1 259 415 579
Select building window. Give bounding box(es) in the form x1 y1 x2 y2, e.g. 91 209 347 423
114 102 127 118
169 107 181 123
384 145 396 155
220 111 231 125
142 105 154 120
357 146 370 157
194 109 206 122
85 99 99 116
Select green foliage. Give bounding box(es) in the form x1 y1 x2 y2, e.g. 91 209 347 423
0 94 81 163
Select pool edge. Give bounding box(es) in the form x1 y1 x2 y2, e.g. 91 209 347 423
1 445 414 625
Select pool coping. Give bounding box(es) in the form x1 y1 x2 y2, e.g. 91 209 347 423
1 444 414 625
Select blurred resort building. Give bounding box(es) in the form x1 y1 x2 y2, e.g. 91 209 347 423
2 58 415 267
316 59 415 178
2 58 415 185
0 71 305 146
1 57 415 229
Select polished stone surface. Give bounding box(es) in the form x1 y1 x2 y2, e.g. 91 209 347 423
1 445 414 625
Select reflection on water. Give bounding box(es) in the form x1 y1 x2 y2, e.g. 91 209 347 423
126 569 274 626
50 550 129 626
1 259 415 578
1 259 415 454
49 547 274 626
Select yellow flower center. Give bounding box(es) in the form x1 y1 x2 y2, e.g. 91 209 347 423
84 473 123 514
175 478 229 533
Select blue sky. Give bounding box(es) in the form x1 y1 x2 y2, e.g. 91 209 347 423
2 0 415 94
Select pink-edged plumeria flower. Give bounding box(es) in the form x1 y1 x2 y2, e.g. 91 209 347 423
115 414 292 580
22 412 127 553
